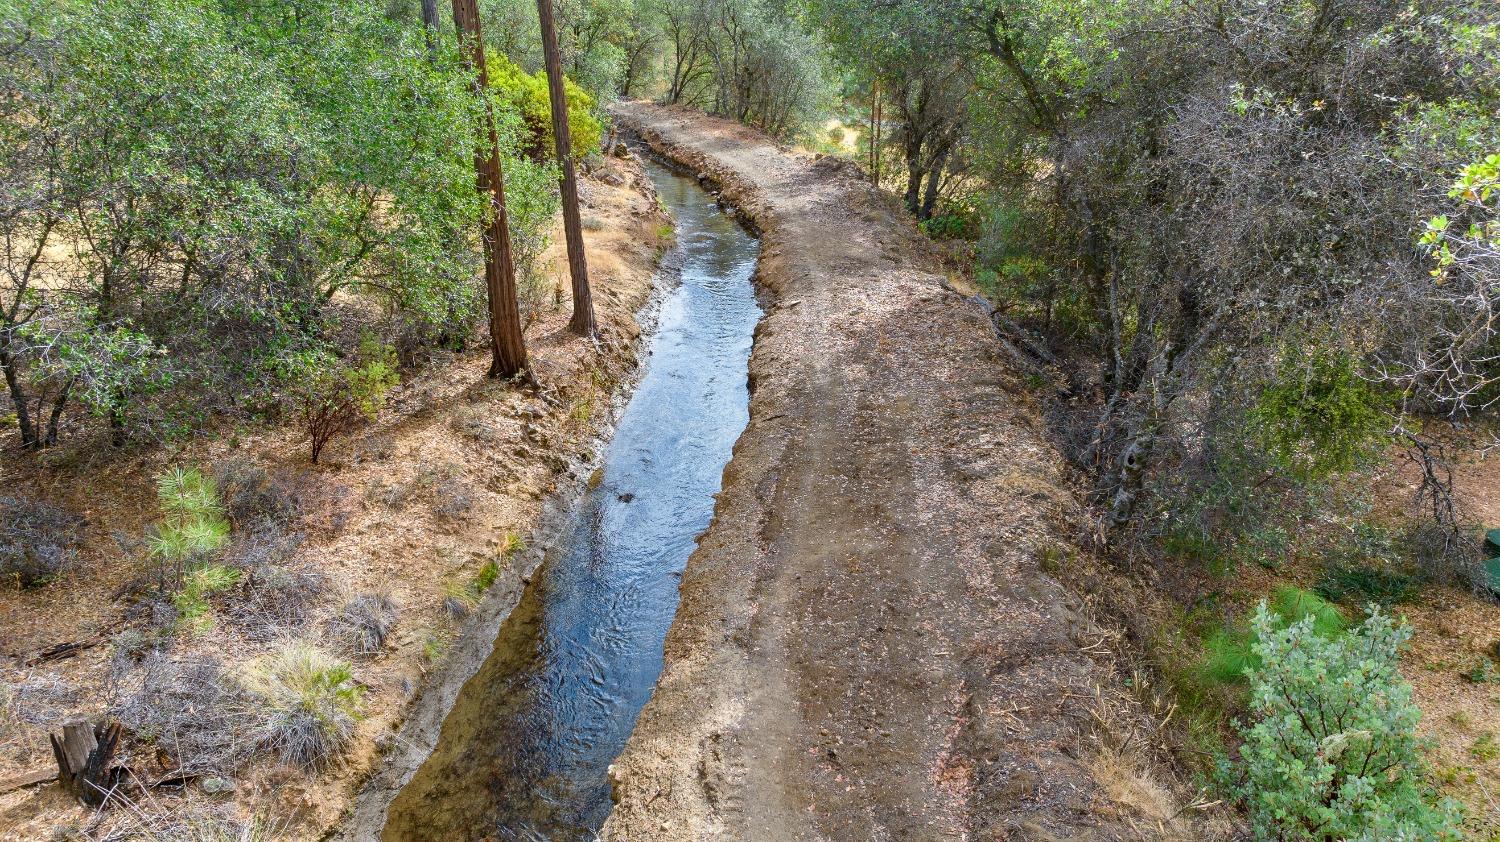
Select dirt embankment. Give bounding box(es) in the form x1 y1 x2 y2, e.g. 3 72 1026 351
603 102 1217 841
0 153 669 840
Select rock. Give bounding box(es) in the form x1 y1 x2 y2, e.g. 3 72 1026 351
200 776 235 794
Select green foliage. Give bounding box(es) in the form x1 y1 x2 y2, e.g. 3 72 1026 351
473 558 501 593
1316 564 1422 608
1201 587 1347 686
1462 659 1500 684
174 564 242 633
150 467 231 566
1251 348 1392 482
0 0 550 445
487 52 602 159
1228 605 1463 840
239 641 362 768
291 338 400 463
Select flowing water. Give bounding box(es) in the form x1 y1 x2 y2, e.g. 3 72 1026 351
380 158 761 841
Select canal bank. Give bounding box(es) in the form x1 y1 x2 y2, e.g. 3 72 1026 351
343 153 761 842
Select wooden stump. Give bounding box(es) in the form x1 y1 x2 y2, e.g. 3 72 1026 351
48 719 122 806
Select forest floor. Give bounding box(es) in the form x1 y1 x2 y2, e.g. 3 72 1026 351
0 152 670 840
602 102 1229 841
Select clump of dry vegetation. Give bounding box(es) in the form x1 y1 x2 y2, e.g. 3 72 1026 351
114 641 363 774
330 592 399 657
0 494 84 588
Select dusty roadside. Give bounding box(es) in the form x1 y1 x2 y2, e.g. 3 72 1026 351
0 152 669 840
603 102 1218 841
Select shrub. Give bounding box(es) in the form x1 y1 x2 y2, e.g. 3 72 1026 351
117 643 360 772
239 642 362 768
212 458 298 528
224 563 325 642
290 338 399 464
0 495 83 588
486 52 602 160
1227 604 1462 840
174 564 243 633
115 653 248 773
330 592 398 657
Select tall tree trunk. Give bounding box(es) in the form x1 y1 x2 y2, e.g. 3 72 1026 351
535 0 596 337
420 0 440 55
903 137 926 217
451 0 529 377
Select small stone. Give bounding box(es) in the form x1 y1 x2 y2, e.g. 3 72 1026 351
200 776 236 794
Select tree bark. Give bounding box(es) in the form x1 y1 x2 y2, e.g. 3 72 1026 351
535 0 596 336
49 720 121 807
919 139 951 221
0 341 37 449
420 0 440 55
451 0 529 378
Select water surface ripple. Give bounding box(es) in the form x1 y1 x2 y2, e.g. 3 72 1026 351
381 158 761 841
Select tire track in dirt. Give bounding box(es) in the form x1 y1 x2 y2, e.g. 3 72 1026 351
602 103 1185 841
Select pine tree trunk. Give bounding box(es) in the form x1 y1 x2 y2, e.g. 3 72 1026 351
536 0 596 337
450 0 529 378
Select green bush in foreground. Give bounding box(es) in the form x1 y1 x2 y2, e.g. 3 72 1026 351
1228 604 1461 841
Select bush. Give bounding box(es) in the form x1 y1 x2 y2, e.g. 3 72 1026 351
290 338 399 464
330 592 398 657
0 495 83 588
116 653 248 774
240 642 362 769
117 642 361 772
224 562 325 643
1227 604 1462 840
212 458 298 529
486 52 602 160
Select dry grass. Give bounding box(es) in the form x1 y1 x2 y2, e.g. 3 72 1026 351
0 154 670 839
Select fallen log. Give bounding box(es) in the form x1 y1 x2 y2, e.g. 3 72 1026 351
0 767 57 794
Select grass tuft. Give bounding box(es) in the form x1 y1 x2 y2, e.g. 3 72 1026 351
240 641 362 769
330 592 398 657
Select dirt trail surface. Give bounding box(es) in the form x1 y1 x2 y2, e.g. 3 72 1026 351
602 103 1172 841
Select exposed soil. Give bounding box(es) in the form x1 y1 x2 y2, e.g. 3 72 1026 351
602 102 1216 841
0 153 669 841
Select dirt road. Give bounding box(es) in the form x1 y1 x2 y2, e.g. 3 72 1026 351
602 103 1186 840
